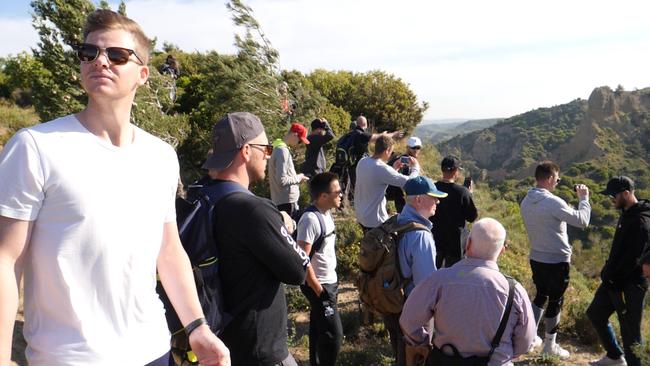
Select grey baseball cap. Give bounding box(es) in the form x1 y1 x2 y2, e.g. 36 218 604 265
202 112 265 170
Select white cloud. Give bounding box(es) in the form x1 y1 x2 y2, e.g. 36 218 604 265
2 0 650 119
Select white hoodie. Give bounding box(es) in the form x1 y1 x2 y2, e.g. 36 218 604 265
520 188 591 263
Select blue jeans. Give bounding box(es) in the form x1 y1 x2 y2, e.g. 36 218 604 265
587 282 647 366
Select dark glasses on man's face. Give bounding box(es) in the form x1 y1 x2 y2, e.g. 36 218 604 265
73 43 144 65
249 143 273 156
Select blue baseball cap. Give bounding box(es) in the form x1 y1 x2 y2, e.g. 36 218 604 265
403 176 448 198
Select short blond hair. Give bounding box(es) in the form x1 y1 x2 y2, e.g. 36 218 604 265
83 9 152 64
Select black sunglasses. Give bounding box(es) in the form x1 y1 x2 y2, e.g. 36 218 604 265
409 146 422 150
73 43 144 65
249 143 273 156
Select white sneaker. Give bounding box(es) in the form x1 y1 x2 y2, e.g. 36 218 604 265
530 335 543 350
589 355 627 366
541 341 570 359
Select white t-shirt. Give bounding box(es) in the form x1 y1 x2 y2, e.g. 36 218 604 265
0 115 178 365
297 210 337 284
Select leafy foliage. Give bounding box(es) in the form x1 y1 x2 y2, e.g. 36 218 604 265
309 69 428 134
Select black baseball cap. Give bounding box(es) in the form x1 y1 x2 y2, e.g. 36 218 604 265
441 155 463 171
600 176 635 196
202 112 265 170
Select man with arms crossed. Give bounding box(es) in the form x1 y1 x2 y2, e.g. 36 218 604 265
0 10 228 366
297 172 343 366
520 161 590 358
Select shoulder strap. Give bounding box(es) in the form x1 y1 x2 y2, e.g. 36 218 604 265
304 205 335 259
393 221 430 285
189 181 251 261
486 275 517 361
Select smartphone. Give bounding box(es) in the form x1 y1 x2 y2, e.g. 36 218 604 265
463 176 472 188
400 156 410 164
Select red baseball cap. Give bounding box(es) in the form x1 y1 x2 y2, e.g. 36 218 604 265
290 123 310 144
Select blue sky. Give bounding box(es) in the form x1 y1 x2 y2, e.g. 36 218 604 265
2 0 650 121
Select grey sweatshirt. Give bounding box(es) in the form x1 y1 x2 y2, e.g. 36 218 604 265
354 156 419 228
520 188 591 263
268 142 301 205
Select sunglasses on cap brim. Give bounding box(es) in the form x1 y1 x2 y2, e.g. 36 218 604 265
72 43 144 66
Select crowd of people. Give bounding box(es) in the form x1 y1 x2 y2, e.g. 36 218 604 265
0 9 648 366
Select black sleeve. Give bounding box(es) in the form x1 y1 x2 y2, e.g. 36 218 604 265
324 123 335 141
224 194 309 285
611 222 649 283
462 188 478 223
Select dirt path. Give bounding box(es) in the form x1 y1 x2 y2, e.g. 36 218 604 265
11 281 603 365
289 281 604 366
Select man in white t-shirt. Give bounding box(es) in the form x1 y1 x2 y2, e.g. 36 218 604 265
0 10 228 366
297 172 343 366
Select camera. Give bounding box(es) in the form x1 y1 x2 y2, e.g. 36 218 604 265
400 156 410 164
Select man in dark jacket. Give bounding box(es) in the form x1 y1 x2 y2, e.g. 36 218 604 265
301 118 335 178
429 155 478 268
587 176 649 366
205 112 310 365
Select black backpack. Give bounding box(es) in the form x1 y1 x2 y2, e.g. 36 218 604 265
293 205 336 258
156 180 249 365
334 131 358 167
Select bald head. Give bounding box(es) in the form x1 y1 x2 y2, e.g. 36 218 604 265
466 218 506 261
356 116 367 129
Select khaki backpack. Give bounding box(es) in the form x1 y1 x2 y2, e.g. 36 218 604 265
357 215 429 315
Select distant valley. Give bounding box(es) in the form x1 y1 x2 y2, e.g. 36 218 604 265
414 118 502 144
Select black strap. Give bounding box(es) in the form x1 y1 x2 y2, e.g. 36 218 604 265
303 205 335 259
189 181 251 262
486 275 517 361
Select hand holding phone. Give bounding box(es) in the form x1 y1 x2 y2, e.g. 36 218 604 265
463 176 472 188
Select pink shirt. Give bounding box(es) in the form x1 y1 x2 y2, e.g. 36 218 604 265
399 258 536 366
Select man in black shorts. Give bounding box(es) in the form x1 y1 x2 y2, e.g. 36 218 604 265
520 161 590 359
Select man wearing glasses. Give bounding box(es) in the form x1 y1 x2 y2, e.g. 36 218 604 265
0 10 228 366
205 112 310 366
520 161 591 359
587 176 649 366
297 172 343 366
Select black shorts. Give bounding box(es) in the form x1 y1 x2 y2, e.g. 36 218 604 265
530 260 570 300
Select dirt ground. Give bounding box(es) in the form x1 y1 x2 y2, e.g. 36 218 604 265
288 281 604 366
12 281 604 365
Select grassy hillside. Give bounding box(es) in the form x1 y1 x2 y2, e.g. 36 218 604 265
0 102 39 148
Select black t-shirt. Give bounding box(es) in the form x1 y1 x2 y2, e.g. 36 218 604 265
429 181 478 251
213 181 309 365
301 126 335 177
